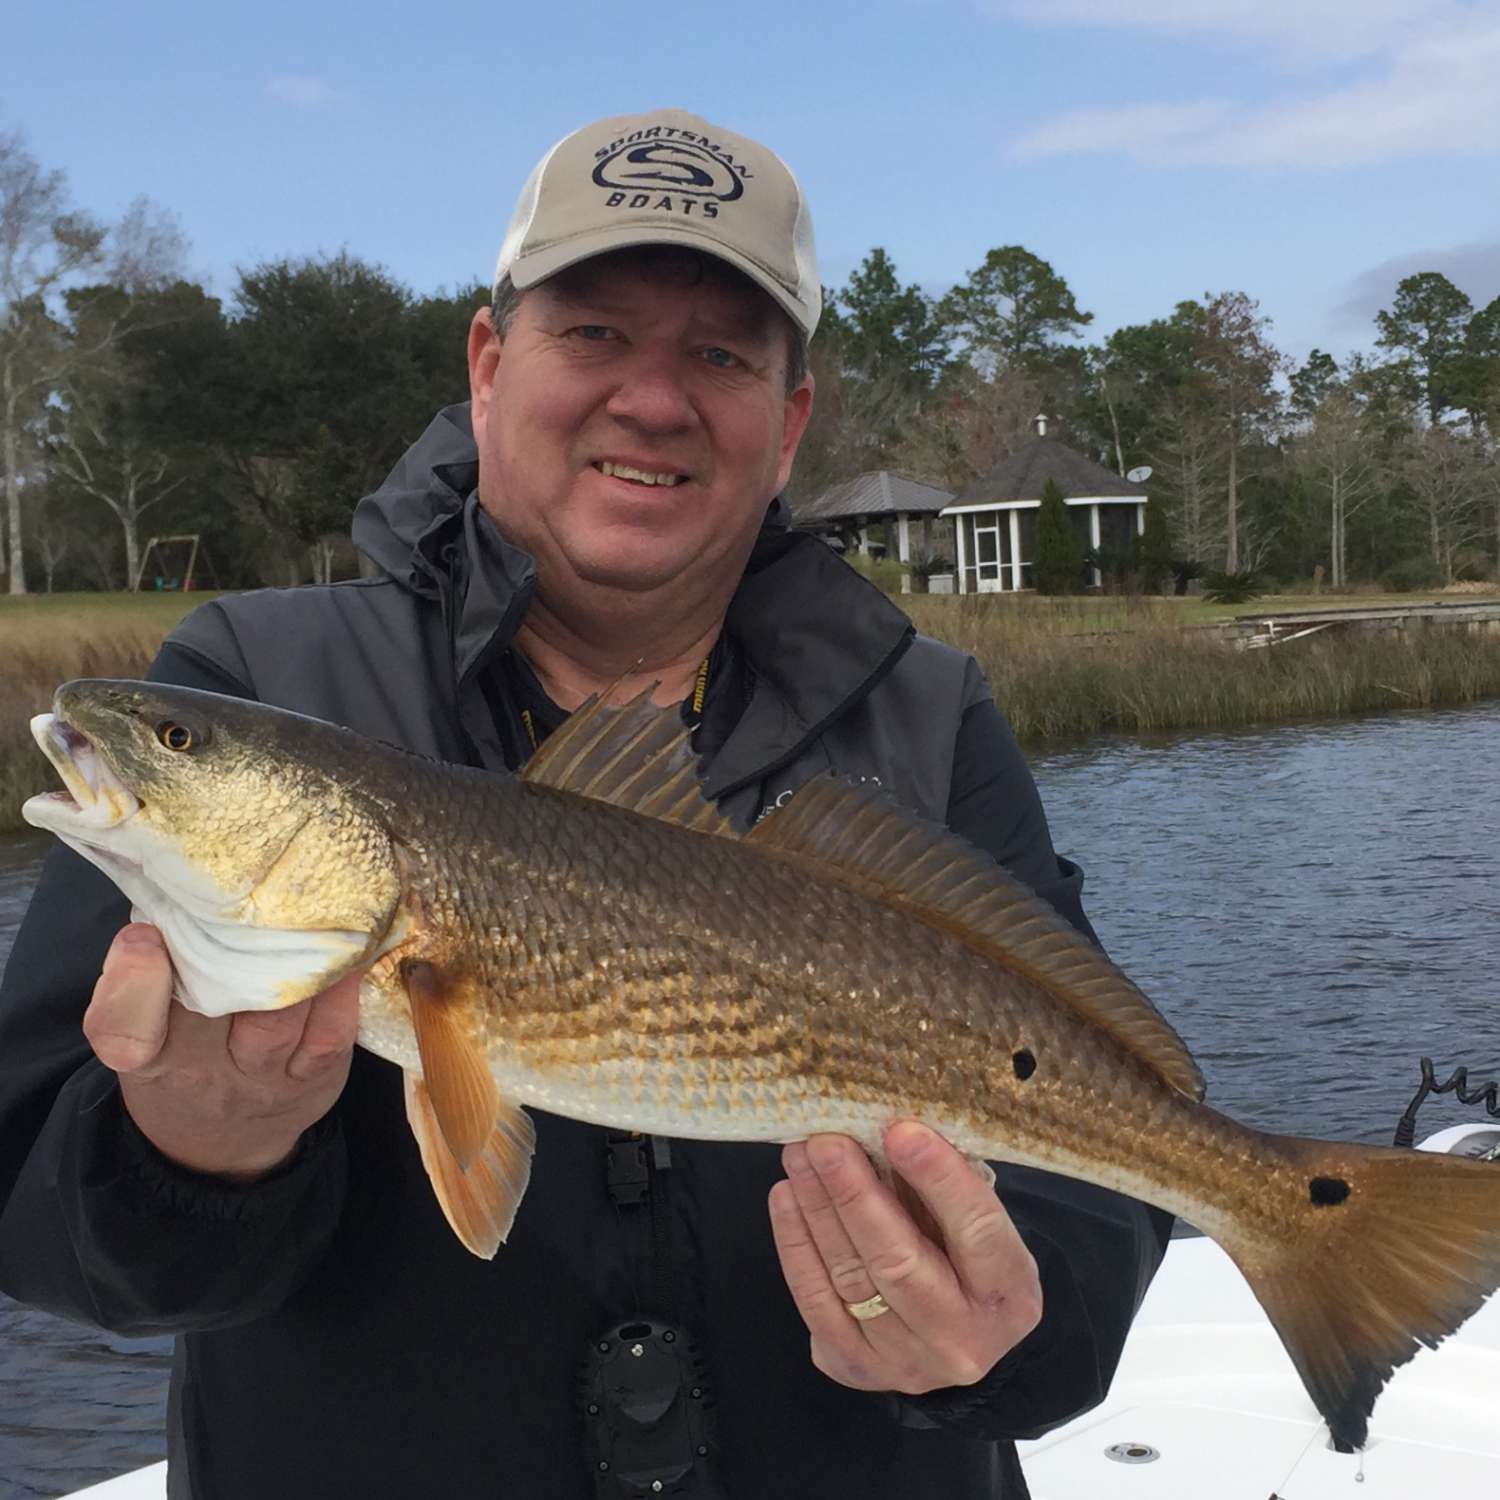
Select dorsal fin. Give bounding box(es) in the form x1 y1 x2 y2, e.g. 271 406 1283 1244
525 691 1203 1100
747 774 1206 1101
519 685 733 837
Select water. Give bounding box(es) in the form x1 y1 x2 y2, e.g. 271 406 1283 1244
0 834 173 1498
0 702 1497 1496
1027 702 1500 1143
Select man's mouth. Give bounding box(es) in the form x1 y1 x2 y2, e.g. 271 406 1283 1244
593 460 688 488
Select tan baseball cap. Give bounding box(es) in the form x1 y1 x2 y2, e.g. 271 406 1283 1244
493 107 820 337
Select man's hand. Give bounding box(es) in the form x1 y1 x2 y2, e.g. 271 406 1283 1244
768 1121 1042 1395
83 923 361 1183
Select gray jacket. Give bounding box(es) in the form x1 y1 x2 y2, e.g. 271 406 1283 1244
0 403 1166 1499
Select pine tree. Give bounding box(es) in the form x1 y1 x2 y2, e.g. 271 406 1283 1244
1136 499 1173 594
1034 477 1084 594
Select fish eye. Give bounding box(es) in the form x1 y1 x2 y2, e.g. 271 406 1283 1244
156 720 201 752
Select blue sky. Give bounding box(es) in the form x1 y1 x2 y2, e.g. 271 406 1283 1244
7 0 1500 367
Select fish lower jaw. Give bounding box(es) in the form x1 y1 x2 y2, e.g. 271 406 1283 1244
27 713 142 830
21 788 141 840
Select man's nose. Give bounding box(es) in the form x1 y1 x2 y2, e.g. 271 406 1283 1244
604 351 698 431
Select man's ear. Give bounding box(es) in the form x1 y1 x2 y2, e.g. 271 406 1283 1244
467 307 501 444
774 373 816 495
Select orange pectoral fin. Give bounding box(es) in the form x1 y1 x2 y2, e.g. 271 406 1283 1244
401 957 498 1170
404 1073 536 1259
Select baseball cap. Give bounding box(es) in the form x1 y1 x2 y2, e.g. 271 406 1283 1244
493 108 820 337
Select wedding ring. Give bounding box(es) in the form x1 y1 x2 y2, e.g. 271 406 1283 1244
845 1292 892 1322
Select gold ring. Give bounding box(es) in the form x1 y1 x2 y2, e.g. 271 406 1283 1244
845 1292 892 1322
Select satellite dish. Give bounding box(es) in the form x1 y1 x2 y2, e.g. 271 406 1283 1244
1126 466 1153 484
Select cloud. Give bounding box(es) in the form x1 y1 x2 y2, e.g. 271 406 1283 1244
267 75 343 108
1003 1 1500 167
1334 241 1500 329
1014 103 1229 162
988 0 1452 59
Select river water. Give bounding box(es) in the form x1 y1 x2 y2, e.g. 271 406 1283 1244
0 702 1497 1496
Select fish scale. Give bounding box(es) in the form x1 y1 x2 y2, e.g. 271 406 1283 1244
365 774 1206 1200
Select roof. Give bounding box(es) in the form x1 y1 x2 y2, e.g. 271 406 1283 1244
950 437 1148 507
793 470 955 525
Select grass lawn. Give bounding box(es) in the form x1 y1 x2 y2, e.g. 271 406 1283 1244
0 590 222 648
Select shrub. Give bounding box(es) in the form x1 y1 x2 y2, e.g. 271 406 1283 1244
1379 557 1444 592
842 553 910 596
1137 504 1173 594
1171 557 1206 596
1202 569 1261 604
1452 548 1494 584
1034 478 1086 595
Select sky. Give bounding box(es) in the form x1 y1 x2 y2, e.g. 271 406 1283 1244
7 0 1500 369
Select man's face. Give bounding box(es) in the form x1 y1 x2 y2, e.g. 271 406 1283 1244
467 252 813 601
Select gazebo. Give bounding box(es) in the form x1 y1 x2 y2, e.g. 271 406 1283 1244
941 418 1150 593
793 470 955 564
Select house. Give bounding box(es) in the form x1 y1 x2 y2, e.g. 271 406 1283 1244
793 470 956 565
941 417 1150 593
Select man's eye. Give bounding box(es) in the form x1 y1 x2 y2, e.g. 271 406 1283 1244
701 346 743 369
574 325 616 341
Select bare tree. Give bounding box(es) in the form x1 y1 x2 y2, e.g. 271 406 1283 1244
0 128 183 593
1401 426 1489 582
1152 387 1222 565
49 375 186 587
1193 292 1284 571
29 490 72 593
891 364 1043 493
1291 389 1381 587
791 350 920 501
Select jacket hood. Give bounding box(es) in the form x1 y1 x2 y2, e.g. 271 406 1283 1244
351 401 914 790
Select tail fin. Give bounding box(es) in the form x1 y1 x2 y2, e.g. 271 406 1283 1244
1224 1135 1500 1451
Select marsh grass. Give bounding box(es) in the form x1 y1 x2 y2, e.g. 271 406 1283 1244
902 594 1500 742
2 588 1499 833
1 594 214 835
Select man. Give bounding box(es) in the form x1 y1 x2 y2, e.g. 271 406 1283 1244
0 109 1169 1498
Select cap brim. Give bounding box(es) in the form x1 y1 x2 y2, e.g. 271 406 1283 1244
505 222 816 338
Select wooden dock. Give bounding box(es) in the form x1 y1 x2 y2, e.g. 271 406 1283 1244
1229 599 1500 649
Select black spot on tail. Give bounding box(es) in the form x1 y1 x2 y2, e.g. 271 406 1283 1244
1013 1049 1036 1081
1310 1176 1351 1206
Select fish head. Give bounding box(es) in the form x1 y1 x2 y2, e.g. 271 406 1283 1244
23 679 405 1016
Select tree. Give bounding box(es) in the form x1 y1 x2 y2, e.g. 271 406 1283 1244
216 254 436 582
1375 272 1473 425
1450 295 1500 429
938 246 1092 374
1191 292 1284 571
0 130 184 593
1 129 106 593
1290 388 1380 588
1400 426 1489 582
834 249 946 392
1289 349 1341 419
1075 309 1202 483
889 362 1043 492
1136 499 1173 594
1154 383 1222 567
45 281 211 588
1033 476 1084 594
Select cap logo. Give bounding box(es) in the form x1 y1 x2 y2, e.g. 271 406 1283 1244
592 141 745 204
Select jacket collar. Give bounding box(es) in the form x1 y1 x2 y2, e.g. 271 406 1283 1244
352 402 914 790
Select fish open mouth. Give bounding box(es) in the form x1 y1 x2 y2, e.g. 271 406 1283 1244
23 712 142 834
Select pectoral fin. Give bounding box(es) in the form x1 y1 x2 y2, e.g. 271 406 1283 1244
402 957 497 1169
404 1073 536 1259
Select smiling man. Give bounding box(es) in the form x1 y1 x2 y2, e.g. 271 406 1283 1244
0 109 1170 1499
